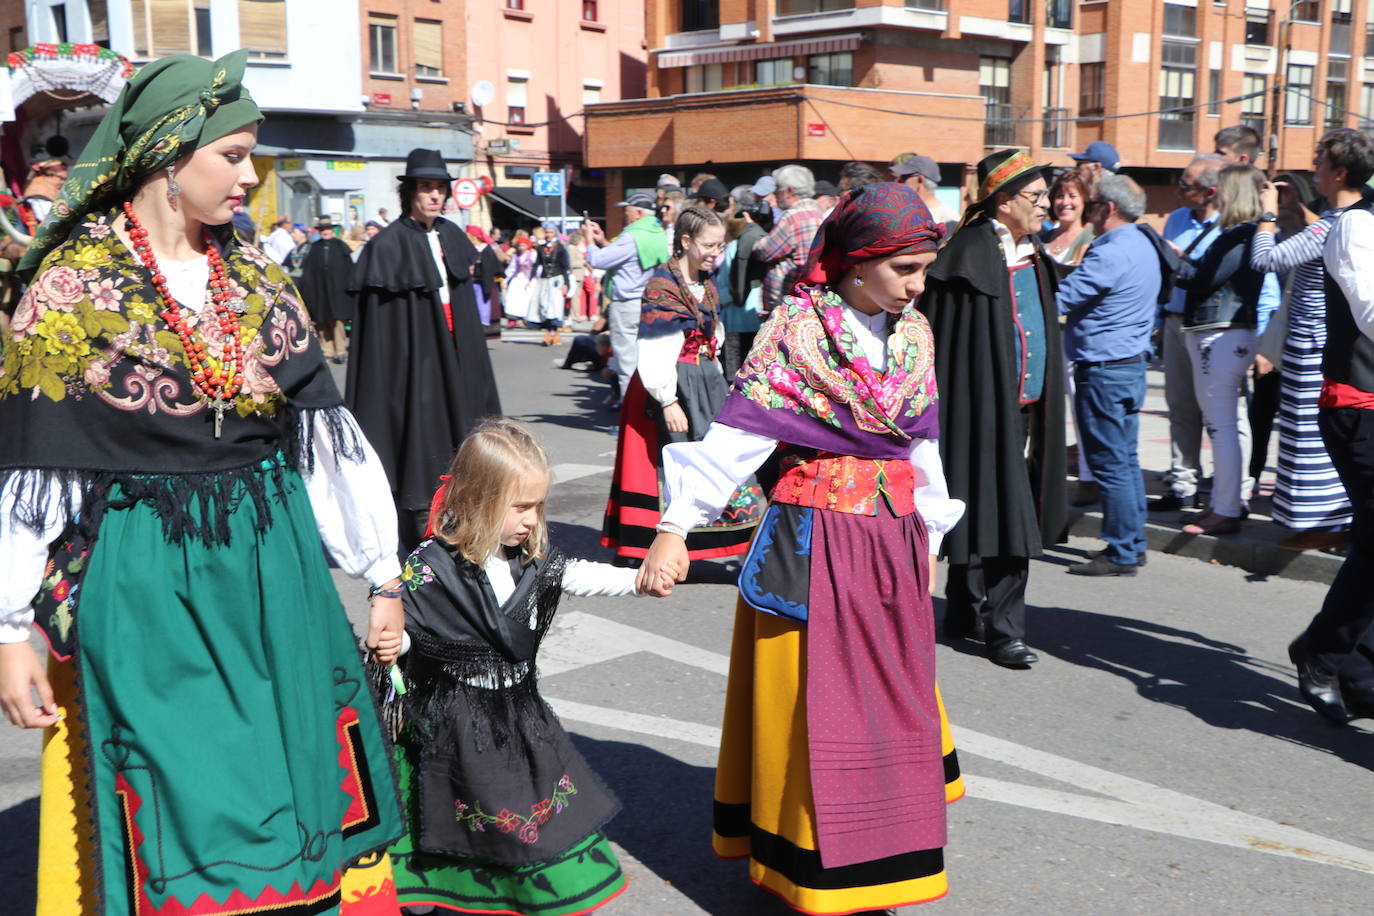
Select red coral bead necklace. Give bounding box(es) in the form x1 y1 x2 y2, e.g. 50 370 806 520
122 200 243 438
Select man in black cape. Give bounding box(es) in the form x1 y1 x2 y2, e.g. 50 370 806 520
298 216 354 363
347 148 502 551
918 149 1068 669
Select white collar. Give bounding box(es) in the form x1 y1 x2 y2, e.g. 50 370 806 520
991 217 1035 267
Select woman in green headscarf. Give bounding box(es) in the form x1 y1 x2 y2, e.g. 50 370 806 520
0 52 406 914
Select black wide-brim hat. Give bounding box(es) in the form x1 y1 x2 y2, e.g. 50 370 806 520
399 148 454 181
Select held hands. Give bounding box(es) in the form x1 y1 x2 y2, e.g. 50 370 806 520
0 642 60 729
637 532 690 597
367 579 405 667
662 402 689 434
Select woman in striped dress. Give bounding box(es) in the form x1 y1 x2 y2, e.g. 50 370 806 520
1251 156 1359 548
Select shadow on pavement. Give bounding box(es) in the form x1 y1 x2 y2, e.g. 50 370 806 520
570 735 794 915
1028 603 1374 771
0 797 38 913
515 375 619 434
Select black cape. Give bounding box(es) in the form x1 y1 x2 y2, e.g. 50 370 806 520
474 245 503 307
388 539 620 866
918 216 1067 564
298 236 355 324
346 217 502 511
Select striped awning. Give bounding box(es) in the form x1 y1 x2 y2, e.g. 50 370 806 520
656 34 862 69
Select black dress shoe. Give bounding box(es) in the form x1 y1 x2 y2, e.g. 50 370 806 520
989 639 1038 668
1067 555 1138 576
1287 635 1349 725
1343 688 1374 721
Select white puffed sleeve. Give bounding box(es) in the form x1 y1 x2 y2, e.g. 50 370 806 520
300 410 402 588
909 437 965 555
0 474 73 643
636 331 685 406
561 559 640 597
660 422 777 532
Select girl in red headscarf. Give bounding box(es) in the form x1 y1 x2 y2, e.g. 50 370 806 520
638 183 967 914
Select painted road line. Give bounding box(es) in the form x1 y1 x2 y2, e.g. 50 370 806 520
545 696 1374 876
541 613 1374 875
542 611 732 677
550 463 614 484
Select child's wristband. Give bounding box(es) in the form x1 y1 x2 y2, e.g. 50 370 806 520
655 521 687 538
369 583 405 600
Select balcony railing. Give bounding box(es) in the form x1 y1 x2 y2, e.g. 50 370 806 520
1008 0 1030 23
777 0 856 14
1042 107 1069 148
1158 112 1196 150
985 101 1028 147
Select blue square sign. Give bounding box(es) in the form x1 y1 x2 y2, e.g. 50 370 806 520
532 172 564 196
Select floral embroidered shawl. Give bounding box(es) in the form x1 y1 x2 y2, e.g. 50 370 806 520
0 209 356 544
717 286 939 459
638 260 718 340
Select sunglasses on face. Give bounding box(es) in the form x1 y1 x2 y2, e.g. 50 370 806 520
1018 190 1050 205
1177 182 1208 192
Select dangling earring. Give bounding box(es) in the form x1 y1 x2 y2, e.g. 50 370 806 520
853 274 864 288
166 166 181 205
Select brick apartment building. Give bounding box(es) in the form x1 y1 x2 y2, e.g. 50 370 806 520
585 0 1374 227
462 0 647 230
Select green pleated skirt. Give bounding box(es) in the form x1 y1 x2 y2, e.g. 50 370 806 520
64 465 403 914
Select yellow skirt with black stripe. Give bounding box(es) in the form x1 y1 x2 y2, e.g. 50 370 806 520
711 601 964 915
34 657 402 915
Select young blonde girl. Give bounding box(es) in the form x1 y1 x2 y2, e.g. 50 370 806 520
384 418 675 915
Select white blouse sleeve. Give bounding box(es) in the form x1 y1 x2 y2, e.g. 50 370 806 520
561 559 641 597
300 410 402 588
0 474 73 643
660 423 778 532
909 437 965 555
637 331 685 405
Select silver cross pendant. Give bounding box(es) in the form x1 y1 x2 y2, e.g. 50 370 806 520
210 399 229 439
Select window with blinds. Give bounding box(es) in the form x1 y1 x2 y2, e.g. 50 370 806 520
414 19 443 78
150 0 192 55
239 0 287 59
369 14 398 74
89 0 110 47
507 77 528 124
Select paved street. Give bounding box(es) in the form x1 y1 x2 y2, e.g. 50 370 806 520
3 330 1373 915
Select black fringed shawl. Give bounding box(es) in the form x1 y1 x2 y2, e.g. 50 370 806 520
0 209 362 546
382 538 621 866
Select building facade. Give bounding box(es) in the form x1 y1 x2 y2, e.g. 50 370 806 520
585 0 1374 226
458 0 647 229
9 0 474 234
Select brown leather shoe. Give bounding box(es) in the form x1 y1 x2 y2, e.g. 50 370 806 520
1276 529 1350 552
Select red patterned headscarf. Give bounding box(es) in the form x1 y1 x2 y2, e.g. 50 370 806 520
466 225 492 245
800 182 944 286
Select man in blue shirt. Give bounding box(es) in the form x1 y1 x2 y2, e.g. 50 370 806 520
1058 175 1162 575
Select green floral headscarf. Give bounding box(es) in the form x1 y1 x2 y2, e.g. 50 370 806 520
18 49 262 278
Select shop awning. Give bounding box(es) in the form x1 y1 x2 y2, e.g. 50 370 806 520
656 34 861 69
488 185 565 221
303 159 367 191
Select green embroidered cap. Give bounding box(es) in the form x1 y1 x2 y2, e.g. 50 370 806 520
18 49 262 278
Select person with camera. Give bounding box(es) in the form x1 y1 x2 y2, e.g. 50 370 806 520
721 186 774 378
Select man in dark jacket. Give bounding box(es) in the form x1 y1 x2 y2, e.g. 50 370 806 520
919 150 1068 669
346 148 502 553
